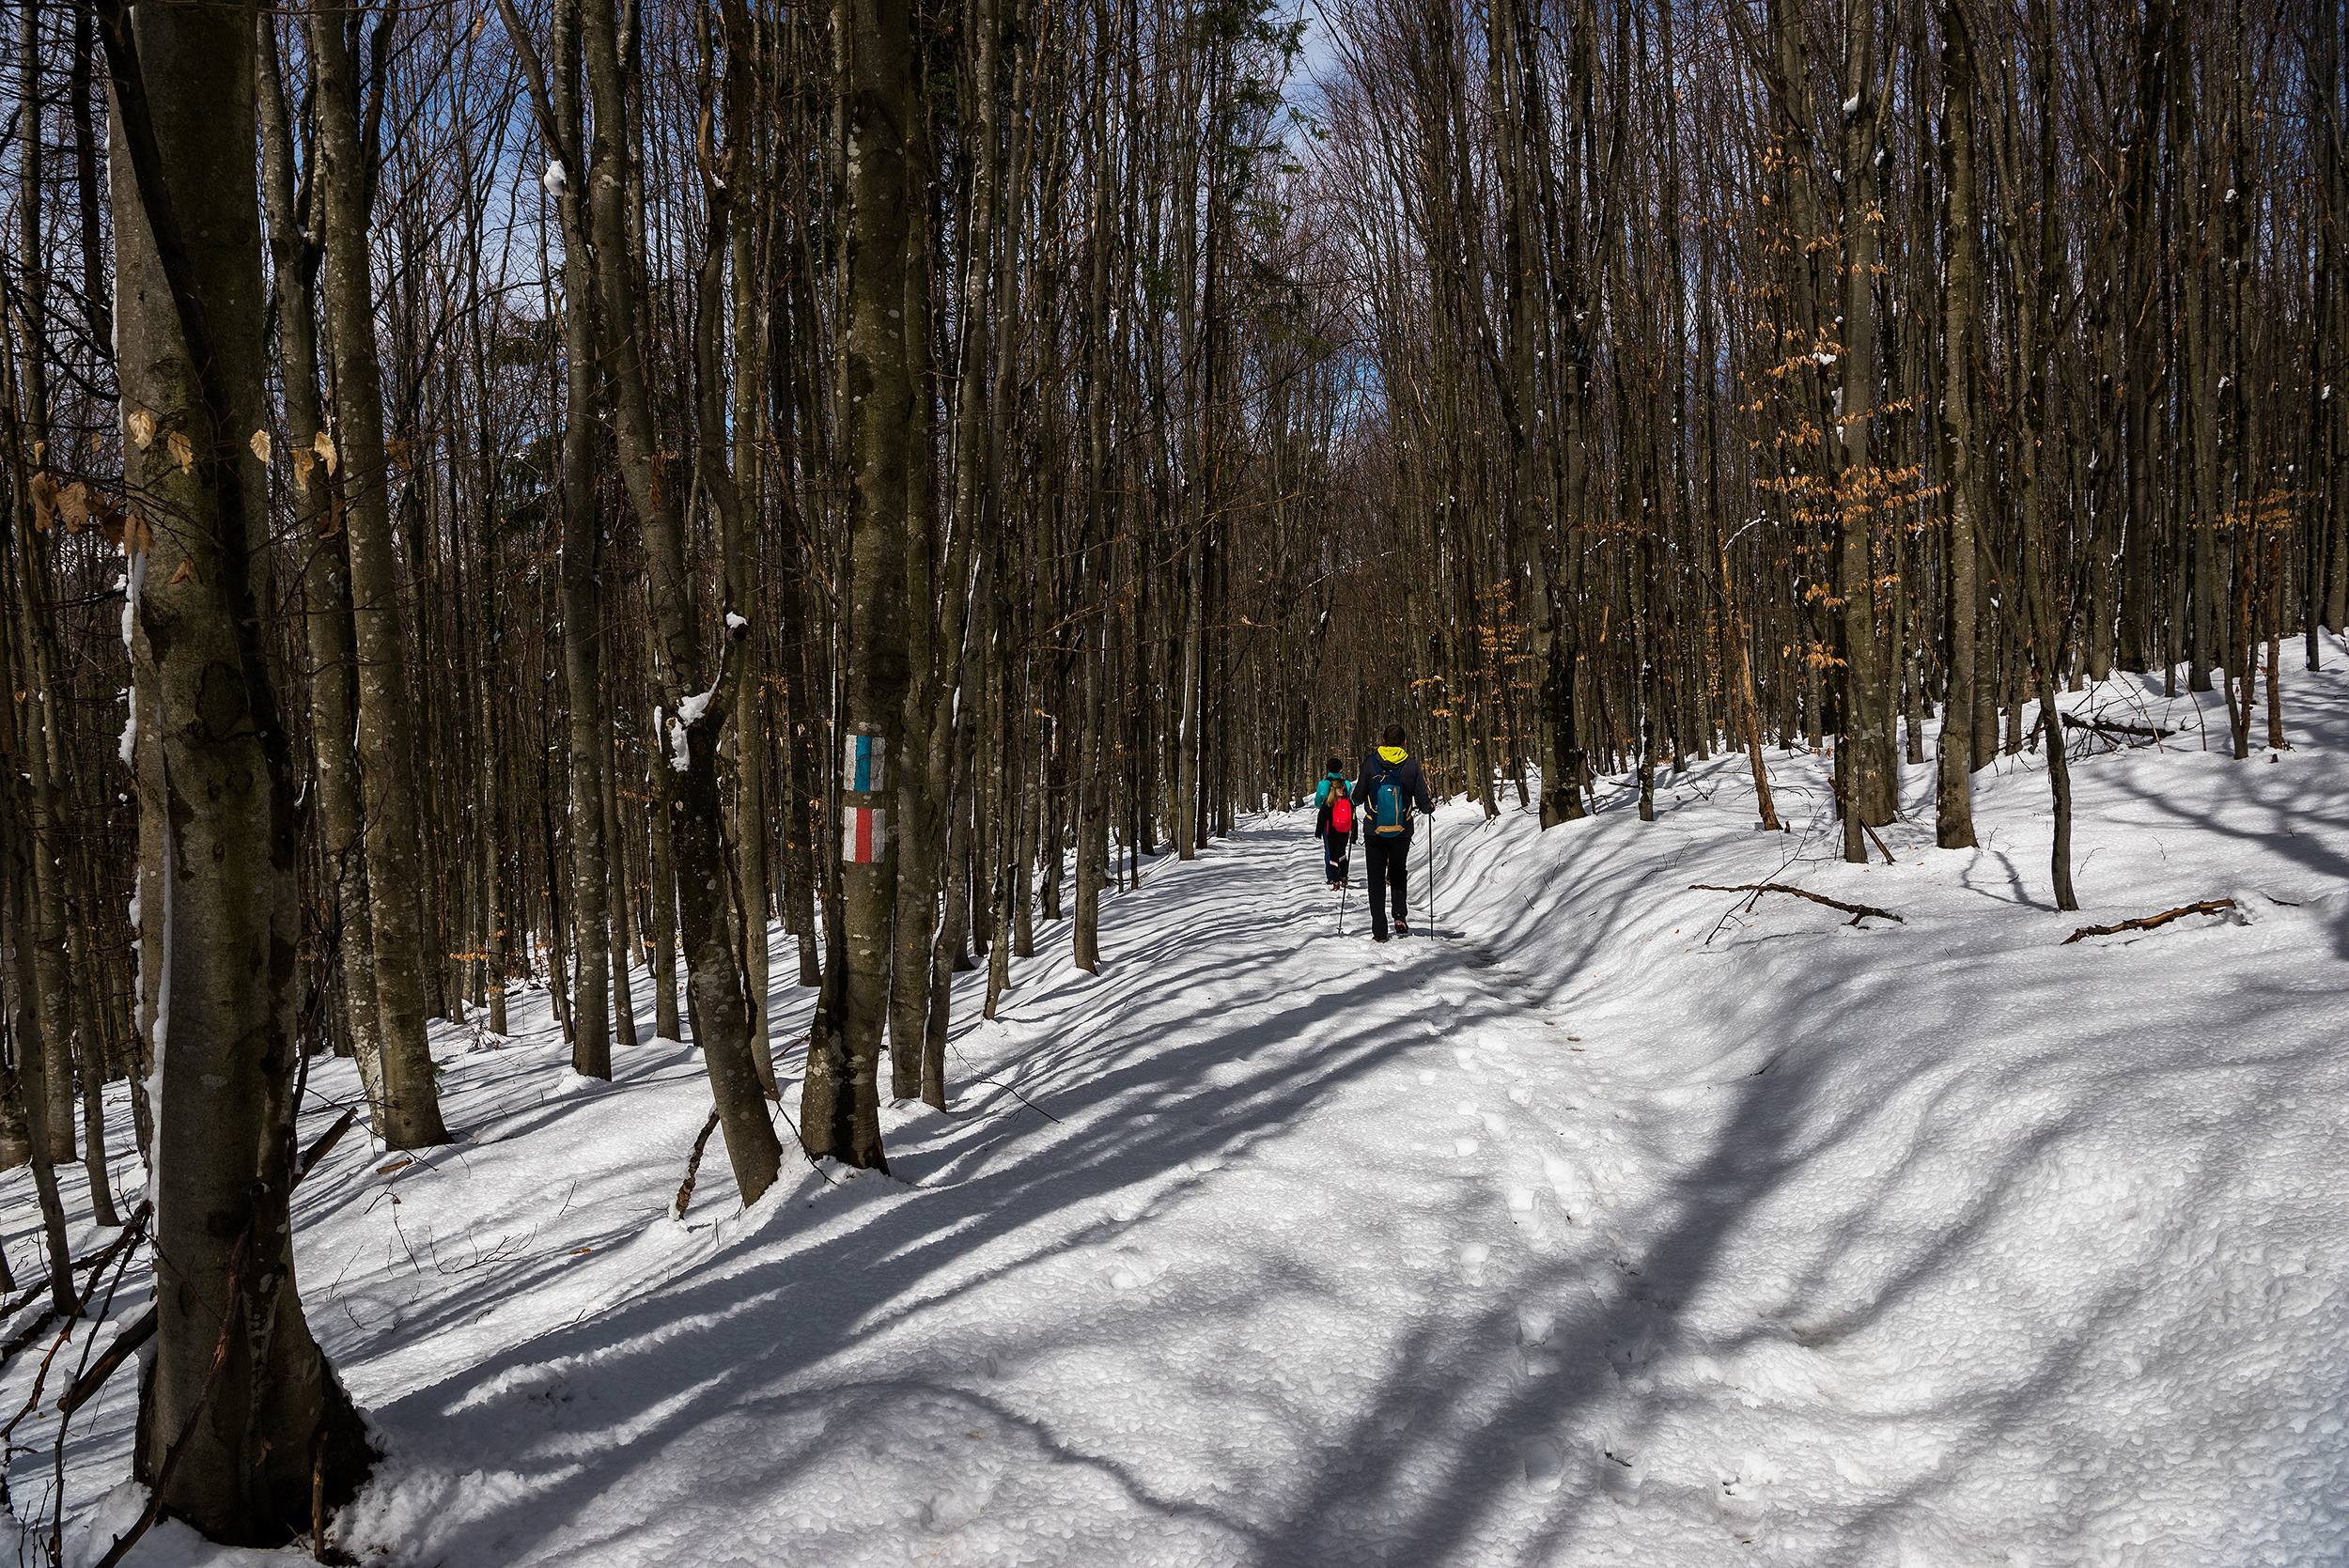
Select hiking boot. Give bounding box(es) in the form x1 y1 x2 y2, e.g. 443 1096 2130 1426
1373 930 1391 943
1395 920 1411 938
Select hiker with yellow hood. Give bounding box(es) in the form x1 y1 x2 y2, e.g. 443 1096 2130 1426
1349 724 1435 942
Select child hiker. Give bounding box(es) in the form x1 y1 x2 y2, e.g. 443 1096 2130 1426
1314 755 1357 888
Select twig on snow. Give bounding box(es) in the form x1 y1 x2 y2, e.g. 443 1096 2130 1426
1690 883 1905 930
2059 898 2236 945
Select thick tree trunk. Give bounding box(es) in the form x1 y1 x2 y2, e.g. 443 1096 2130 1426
104 0 374 1535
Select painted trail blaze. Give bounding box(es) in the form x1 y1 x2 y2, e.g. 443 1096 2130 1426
847 733 885 794
844 805 886 863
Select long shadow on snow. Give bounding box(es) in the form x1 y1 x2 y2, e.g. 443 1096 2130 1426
1240 728 2349 1562
347 822 1536 1561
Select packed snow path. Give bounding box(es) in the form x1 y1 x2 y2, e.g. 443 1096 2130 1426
13 660 2349 1566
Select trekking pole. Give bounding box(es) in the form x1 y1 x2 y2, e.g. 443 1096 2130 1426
1425 808 1436 939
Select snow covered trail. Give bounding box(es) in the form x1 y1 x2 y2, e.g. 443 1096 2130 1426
8 656 2349 1567
338 826 1641 1568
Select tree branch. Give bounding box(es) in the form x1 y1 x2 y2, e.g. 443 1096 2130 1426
1691 882 1905 928
2060 899 2235 945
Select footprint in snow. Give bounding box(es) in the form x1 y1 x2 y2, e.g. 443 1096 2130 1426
921 1475 998 1532
1522 1439 1565 1495
1517 1304 1562 1375
1106 1247 1165 1291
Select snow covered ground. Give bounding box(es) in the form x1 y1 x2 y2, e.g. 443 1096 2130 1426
8 648 2349 1567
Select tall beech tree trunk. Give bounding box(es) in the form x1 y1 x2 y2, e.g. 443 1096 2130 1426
1833 0 1896 860
801 0 919 1170
1935 0 1982 849
101 0 373 1536
579 0 780 1201
309 0 449 1146
548 0 614 1082
257 15 386 1130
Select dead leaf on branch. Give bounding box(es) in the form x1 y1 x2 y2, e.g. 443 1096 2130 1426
27 471 57 531
313 429 338 476
127 409 156 449
292 445 317 496
166 430 194 474
250 429 272 464
168 560 194 586
85 491 126 547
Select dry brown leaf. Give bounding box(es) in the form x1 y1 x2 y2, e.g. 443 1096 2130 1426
168 559 194 585
56 481 90 533
87 492 125 548
167 430 194 474
127 410 156 449
123 510 153 557
250 428 272 464
27 471 57 531
292 445 317 496
313 429 338 476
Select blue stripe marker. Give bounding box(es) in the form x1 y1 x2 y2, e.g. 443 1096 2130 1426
846 733 883 794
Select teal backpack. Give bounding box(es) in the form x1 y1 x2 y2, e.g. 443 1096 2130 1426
1372 765 1408 836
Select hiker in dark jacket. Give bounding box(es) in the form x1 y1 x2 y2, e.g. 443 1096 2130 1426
1351 725 1435 941
1313 757 1355 888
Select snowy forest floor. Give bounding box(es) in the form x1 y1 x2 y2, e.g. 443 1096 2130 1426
9 650 2349 1567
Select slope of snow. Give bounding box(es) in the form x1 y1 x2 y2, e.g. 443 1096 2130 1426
7 651 2347 1566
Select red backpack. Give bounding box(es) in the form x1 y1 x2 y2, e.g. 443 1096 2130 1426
1330 793 1354 834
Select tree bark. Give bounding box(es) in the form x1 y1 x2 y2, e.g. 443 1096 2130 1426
309 0 449 1147
103 0 374 1533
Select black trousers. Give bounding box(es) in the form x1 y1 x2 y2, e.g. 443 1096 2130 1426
1365 833 1411 935
1322 830 1351 884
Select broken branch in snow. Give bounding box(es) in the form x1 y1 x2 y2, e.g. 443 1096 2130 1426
1691 883 1905 929
2061 713 2177 742
2059 898 2236 945
676 1109 723 1220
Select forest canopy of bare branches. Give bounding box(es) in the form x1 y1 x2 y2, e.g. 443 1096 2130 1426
0 0 2338 1547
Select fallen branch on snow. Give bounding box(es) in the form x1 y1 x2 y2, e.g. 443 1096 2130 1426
1691 883 1905 930
2061 713 2177 742
2059 898 2235 945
